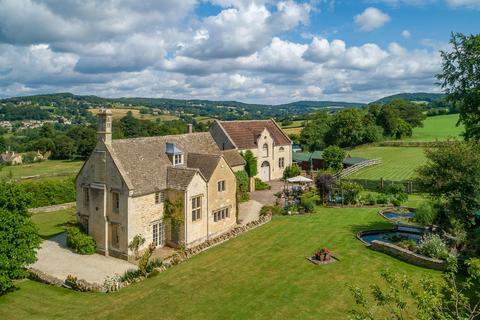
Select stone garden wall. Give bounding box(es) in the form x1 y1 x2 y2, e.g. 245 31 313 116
370 240 447 271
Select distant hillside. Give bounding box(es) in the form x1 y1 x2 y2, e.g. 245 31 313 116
278 100 366 109
372 92 445 105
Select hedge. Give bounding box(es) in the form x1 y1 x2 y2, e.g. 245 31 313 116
66 224 96 255
17 177 76 208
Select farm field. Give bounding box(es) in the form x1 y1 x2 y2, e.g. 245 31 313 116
347 146 426 181
1 207 438 320
31 207 76 239
0 160 83 180
407 114 463 141
89 108 179 121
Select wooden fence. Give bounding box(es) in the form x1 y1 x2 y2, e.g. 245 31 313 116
333 158 382 179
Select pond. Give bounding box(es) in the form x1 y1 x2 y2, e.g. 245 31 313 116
360 230 423 245
383 211 415 219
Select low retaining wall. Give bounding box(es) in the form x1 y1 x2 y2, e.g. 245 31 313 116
29 202 76 214
370 240 447 271
28 214 272 292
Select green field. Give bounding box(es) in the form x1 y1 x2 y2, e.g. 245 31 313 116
1 207 438 319
408 114 463 141
0 160 83 180
347 146 427 181
31 207 76 239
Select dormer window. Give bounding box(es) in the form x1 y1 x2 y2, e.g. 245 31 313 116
166 142 183 166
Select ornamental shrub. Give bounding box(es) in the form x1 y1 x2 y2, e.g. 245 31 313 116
414 201 437 225
255 178 271 190
282 165 301 179
364 193 377 205
336 181 363 204
66 224 96 255
417 234 449 260
235 170 249 202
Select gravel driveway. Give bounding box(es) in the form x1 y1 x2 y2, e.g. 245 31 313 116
31 233 136 284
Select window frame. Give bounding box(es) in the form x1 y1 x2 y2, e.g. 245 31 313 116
262 143 269 157
174 154 183 165
112 192 120 213
155 191 164 204
217 180 226 192
278 157 285 169
191 196 202 222
213 207 230 222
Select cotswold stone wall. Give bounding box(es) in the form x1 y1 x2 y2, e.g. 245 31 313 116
370 240 447 271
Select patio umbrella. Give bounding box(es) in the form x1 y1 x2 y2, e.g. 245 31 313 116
287 176 313 184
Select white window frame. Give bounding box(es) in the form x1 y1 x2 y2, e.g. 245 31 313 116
155 191 164 204
152 221 164 247
192 196 202 221
262 143 269 157
278 157 285 169
174 154 183 165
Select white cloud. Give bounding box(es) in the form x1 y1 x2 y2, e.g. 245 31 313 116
401 30 411 38
446 0 480 8
354 7 391 31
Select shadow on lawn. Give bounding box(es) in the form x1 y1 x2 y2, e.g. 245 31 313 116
348 220 393 235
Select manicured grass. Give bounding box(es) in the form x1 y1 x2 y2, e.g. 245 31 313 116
1 207 438 319
0 160 83 180
31 208 77 239
347 146 426 181
408 114 463 141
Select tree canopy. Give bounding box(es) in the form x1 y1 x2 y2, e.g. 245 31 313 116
437 32 480 141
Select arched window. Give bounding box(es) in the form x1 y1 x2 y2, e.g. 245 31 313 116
279 147 284 152
262 143 269 157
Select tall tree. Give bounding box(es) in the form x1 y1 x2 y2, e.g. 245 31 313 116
325 109 366 147
416 141 480 229
322 146 346 173
437 32 480 141
0 181 41 294
299 112 330 151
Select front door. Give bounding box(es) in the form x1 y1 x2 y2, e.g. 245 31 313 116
260 161 270 182
152 221 165 247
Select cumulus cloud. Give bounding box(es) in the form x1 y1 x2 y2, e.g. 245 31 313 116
354 7 391 31
0 0 445 103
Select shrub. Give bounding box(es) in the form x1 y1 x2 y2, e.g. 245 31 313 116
387 184 408 204
120 269 142 283
415 201 437 225
376 194 390 205
235 170 249 202
336 181 363 204
364 193 377 205
146 259 163 273
300 191 320 212
260 205 283 216
396 239 417 251
255 178 271 190
282 165 301 179
284 203 298 215
417 234 449 260
66 224 96 255
138 244 154 275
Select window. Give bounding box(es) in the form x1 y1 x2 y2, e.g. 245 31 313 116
214 208 230 222
279 147 285 152
217 180 226 192
155 191 164 204
191 196 202 221
152 221 164 247
278 157 285 169
174 154 183 165
262 143 269 157
83 187 89 207
112 192 119 213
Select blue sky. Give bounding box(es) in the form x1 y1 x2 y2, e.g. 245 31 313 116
0 0 479 103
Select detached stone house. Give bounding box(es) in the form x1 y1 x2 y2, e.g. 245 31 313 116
0 150 23 165
209 120 292 181
76 109 245 261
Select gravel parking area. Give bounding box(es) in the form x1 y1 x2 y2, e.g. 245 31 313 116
31 233 136 284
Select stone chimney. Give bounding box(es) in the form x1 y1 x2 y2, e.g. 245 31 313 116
97 109 112 145
187 124 193 134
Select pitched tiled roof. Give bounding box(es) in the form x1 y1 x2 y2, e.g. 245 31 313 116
221 150 246 168
217 120 291 149
109 132 220 196
187 153 221 181
167 167 200 191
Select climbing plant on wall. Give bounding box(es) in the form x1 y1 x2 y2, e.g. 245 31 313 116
164 199 184 231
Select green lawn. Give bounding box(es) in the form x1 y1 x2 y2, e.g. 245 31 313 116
347 146 426 181
31 207 76 239
0 160 83 180
408 114 463 141
1 207 438 319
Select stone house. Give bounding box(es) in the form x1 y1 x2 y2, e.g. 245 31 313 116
209 120 292 181
75 110 245 261
0 150 23 165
